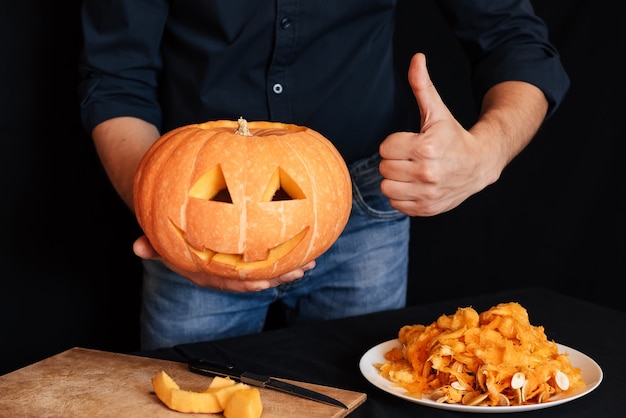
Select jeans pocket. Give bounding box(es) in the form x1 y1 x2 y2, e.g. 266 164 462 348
349 153 406 220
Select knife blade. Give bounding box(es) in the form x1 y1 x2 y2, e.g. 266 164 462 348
187 358 348 409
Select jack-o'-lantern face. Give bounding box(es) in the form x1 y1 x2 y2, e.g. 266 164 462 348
133 118 352 280
181 165 309 267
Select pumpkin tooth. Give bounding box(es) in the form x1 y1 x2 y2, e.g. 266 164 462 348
235 229 308 270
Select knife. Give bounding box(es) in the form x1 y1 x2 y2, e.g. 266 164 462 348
187 358 348 409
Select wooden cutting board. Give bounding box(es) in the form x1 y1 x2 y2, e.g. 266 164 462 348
0 347 366 417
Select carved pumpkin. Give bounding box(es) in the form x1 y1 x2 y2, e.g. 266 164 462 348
133 118 352 280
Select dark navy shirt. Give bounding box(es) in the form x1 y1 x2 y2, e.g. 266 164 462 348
78 0 569 164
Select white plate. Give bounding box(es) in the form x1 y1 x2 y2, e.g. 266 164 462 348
359 339 603 413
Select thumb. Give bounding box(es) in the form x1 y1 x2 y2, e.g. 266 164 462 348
408 53 451 129
133 235 159 260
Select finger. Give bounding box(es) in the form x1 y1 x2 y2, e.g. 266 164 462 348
233 279 272 292
197 260 318 292
271 260 317 285
301 260 316 272
379 131 420 161
381 177 423 203
196 272 272 293
379 158 418 182
408 53 451 127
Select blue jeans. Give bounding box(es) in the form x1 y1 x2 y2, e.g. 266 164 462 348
140 153 410 350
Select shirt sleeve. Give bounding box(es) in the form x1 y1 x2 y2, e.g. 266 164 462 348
436 0 570 118
78 0 169 133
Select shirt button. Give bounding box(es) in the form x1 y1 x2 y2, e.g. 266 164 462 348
280 17 292 29
272 83 283 94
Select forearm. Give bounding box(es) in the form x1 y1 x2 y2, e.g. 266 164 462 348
470 80 549 184
91 116 160 211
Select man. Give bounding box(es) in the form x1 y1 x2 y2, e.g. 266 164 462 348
78 1 569 350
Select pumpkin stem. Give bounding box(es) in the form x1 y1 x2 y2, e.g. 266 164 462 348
235 116 252 136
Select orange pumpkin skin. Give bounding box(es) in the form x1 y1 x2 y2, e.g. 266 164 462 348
133 119 352 280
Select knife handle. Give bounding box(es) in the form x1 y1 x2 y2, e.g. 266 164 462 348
188 359 242 380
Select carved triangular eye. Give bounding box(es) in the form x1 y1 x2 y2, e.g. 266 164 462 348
189 166 305 204
189 165 232 203
263 168 306 202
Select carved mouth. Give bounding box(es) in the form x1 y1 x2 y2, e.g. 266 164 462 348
176 225 308 271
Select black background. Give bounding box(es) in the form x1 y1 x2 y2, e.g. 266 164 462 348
1 1 623 375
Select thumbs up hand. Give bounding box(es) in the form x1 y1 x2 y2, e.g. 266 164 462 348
379 52 544 216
